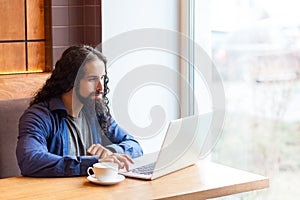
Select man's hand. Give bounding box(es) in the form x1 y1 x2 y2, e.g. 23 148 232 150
87 144 112 158
99 153 134 171
87 144 134 171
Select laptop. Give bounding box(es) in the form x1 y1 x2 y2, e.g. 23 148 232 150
120 112 213 180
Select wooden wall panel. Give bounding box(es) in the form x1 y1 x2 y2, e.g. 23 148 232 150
0 0 25 40
27 0 45 40
27 42 45 72
0 43 25 73
0 73 50 100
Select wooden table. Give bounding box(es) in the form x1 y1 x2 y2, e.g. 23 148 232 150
0 161 269 200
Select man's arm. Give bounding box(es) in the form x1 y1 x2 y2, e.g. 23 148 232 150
104 117 143 158
16 109 98 177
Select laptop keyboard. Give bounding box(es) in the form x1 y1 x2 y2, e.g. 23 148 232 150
131 162 156 175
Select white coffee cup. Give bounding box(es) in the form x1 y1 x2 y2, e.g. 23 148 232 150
87 162 118 181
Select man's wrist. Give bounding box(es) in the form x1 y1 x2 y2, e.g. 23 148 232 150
106 146 117 153
106 144 125 154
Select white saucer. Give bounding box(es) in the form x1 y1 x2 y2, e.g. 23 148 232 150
87 174 125 185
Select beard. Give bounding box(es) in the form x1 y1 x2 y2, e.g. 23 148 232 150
77 90 94 104
75 87 106 116
75 87 95 112
74 86 111 136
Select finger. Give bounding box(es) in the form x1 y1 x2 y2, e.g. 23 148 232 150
107 155 124 170
113 154 131 171
87 144 100 155
99 156 114 163
99 155 124 170
123 154 134 164
87 144 95 154
115 154 134 164
95 148 107 158
88 144 106 156
121 160 129 171
98 148 109 159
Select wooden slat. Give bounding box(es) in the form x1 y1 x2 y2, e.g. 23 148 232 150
28 42 45 71
26 0 45 40
0 43 25 73
0 73 50 100
0 0 25 40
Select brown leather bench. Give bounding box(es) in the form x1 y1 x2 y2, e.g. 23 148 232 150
0 98 30 178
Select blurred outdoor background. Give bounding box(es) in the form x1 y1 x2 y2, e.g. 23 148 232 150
209 0 300 199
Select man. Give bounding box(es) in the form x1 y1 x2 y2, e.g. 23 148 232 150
16 45 143 177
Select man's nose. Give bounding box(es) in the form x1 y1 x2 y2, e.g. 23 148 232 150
96 80 103 91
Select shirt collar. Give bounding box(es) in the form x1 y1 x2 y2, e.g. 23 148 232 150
48 97 68 117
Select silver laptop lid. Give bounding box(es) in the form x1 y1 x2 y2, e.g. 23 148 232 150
121 112 213 180
152 112 212 179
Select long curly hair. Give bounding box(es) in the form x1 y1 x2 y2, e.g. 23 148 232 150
30 44 111 134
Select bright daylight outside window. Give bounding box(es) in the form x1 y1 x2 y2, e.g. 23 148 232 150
210 0 300 199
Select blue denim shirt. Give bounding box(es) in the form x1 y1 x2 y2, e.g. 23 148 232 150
16 97 143 177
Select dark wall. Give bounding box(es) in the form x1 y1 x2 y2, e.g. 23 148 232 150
47 0 102 70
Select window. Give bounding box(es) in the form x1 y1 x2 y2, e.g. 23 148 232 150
209 0 300 199
102 0 181 154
